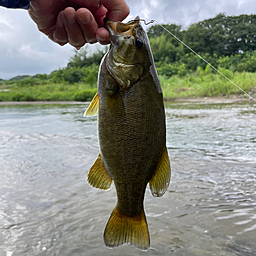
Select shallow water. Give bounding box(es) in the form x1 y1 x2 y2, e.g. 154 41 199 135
0 102 255 256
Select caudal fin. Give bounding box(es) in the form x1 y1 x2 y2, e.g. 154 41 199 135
104 206 150 250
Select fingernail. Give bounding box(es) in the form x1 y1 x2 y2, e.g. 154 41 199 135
53 32 68 43
89 40 97 44
53 31 57 42
96 35 106 42
78 13 90 25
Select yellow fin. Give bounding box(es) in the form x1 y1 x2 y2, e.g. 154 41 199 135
84 93 99 116
104 206 150 250
149 146 171 197
87 154 113 190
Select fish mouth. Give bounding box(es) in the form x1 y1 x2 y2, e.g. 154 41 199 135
104 17 140 42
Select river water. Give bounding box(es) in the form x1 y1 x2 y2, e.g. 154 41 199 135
0 101 255 256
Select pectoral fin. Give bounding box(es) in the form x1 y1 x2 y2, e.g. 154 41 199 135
84 93 99 116
87 154 113 190
149 146 171 197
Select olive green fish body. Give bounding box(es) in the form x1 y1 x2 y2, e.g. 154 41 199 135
85 17 171 250
99 59 166 217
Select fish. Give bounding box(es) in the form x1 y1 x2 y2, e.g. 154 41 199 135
84 17 171 250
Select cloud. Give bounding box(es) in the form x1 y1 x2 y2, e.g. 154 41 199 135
18 44 52 60
127 0 256 27
0 21 13 39
0 8 73 79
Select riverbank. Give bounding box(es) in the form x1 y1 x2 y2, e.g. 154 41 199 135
0 96 254 106
0 101 88 105
166 96 255 103
1 72 256 103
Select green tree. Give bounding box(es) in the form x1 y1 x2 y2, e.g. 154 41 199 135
183 13 227 56
147 23 184 48
67 46 107 68
149 34 178 62
183 13 256 57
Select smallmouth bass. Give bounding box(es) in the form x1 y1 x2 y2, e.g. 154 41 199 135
85 17 171 250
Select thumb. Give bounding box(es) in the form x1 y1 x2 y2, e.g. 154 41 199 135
101 0 130 21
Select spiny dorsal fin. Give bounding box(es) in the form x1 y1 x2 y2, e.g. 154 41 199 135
104 206 150 250
84 92 99 116
87 154 113 190
149 146 171 197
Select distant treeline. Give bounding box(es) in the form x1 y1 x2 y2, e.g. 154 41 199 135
148 13 256 76
1 13 256 101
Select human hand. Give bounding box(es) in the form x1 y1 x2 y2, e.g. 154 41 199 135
28 0 129 49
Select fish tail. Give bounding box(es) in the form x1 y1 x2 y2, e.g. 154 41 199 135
104 206 150 250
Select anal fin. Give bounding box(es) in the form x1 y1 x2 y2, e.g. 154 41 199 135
104 206 150 250
84 92 99 116
149 146 171 197
87 154 113 190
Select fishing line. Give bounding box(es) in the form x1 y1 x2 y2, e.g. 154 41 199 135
139 19 256 103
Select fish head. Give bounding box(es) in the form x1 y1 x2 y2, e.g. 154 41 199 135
105 17 151 90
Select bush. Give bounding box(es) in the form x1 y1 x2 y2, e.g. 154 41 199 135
218 68 234 80
73 89 97 101
156 62 178 77
81 64 98 87
11 93 35 101
49 65 99 85
16 77 40 87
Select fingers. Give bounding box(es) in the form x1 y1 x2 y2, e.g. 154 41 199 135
96 27 110 45
52 11 68 46
29 0 130 48
92 5 108 27
93 1 129 45
58 1 130 47
76 6 110 45
61 7 87 49
76 8 98 44
101 0 130 22
54 7 107 48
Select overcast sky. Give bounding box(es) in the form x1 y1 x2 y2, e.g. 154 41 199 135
0 0 256 79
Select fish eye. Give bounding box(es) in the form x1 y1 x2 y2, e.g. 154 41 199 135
135 38 144 49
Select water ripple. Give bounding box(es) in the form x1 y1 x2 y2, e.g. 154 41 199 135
0 103 256 255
